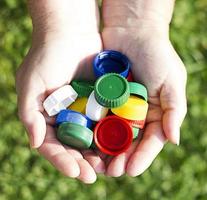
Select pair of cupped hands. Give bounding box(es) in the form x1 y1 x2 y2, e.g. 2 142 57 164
16 1 187 183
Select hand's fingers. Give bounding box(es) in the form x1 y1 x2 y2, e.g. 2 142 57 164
65 148 98 184
105 130 144 177
43 111 56 126
126 122 166 177
38 125 80 178
95 149 108 161
106 141 138 177
17 75 46 148
64 146 84 160
76 159 97 184
161 78 187 145
18 103 46 148
82 150 106 174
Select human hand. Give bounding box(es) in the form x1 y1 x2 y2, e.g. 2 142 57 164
16 0 105 183
101 0 187 177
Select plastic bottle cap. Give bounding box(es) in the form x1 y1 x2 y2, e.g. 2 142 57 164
56 109 93 129
71 80 94 97
94 116 133 156
108 115 140 139
132 127 140 139
86 91 108 122
113 115 145 129
94 73 130 108
90 141 97 150
126 70 134 82
57 122 93 149
111 95 148 121
43 85 78 116
93 50 131 78
129 82 148 101
127 119 146 129
68 97 88 114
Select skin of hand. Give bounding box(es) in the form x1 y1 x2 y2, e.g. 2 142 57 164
16 0 105 184
101 0 187 177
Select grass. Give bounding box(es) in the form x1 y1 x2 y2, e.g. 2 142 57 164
0 0 207 199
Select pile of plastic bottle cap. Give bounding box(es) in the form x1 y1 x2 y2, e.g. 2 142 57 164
43 50 148 156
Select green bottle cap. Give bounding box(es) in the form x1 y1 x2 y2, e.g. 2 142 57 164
57 122 93 149
132 127 139 139
129 82 148 101
90 141 97 149
71 80 94 97
94 73 130 108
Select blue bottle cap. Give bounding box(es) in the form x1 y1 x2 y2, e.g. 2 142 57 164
56 109 93 129
93 50 131 78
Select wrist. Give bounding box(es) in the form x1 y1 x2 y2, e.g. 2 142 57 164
102 21 169 45
28 0 71 32
28 0 100 39
102 0 175 36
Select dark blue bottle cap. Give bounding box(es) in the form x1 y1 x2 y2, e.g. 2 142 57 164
93 50 131 78
56 109 93 129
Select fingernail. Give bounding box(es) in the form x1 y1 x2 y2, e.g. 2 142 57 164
176 137 180 146
175 129 180 146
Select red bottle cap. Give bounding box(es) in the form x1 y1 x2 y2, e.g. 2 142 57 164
126 70 134 82
94 116 133 156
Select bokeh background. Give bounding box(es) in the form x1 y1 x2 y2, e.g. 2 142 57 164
0 0 207 199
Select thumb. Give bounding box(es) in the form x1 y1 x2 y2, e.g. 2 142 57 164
161 71 187 145
17 78 46 148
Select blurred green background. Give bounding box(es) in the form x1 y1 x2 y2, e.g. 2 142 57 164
0 0 207 199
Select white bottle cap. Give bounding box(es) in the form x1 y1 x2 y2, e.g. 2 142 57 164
86 91 108 122
43 85 78 116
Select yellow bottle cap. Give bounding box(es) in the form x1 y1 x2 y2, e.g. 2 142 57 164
68 97 88 114
111 95 148 121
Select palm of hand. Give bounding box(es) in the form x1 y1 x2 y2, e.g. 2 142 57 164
16 33 105 183
17 17 187 182
101 27 187 176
